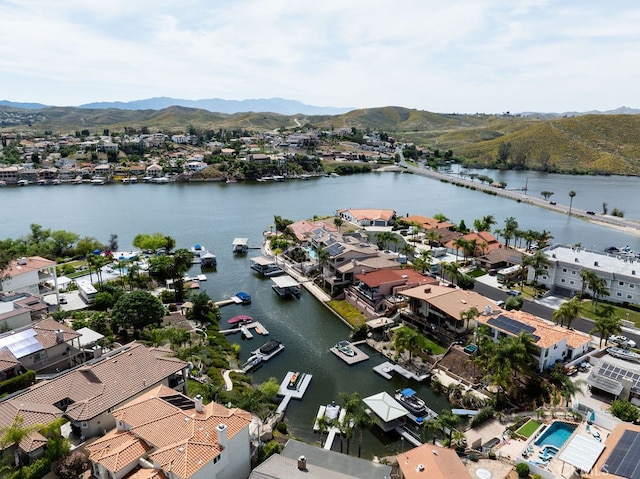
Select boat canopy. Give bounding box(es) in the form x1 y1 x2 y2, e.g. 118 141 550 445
272 275 300 288
400 388 417 397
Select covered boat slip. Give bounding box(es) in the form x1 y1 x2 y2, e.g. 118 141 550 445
271 275 302 298
232 237 249 254
250 255 284 276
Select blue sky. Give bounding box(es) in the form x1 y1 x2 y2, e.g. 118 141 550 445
1 0 639 113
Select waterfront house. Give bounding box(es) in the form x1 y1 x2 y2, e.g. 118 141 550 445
404 214 456 231
475 247 524 271
249 438 391 478
288 219 337 244
0 256 59 297
93 163 111 178
0 291 49 330
475 309 591 372
0 319 82 373
336 208 397 227
86 385 251 479
345 268 437 319
0 342 189 440
0 165 23 184
534 244 640 306
397 443 472 479
445 231 501 259
146 163 163 178
400 285 492 335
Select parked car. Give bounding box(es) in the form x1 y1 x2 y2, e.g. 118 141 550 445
495 300 505 307
506 290 521 297
586 211 596 215
549 201 557 205
59 295 68 304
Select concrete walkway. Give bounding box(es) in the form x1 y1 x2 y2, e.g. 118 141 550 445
222 369 244 391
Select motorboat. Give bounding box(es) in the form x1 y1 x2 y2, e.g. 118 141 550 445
607 347 640 363
258 340 282 356
235 291 251 304
335 340 356 357
228 315 253 325
241 340 284 372
395 388 428 417
287 372 302 390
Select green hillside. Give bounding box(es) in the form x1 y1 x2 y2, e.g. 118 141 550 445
2 105 639 175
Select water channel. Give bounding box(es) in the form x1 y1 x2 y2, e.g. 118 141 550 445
1 172 639 457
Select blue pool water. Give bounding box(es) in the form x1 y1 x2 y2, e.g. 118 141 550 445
304 247 317 260
534 422 576 449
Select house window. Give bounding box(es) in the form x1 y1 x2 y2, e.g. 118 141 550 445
620 281 625 286
562 268 567 273
628 295 633 299
570 281 575 285
616 292 622 297
561 279 566 283
542 276 547 280
572 271 576 275
81 421 88 429
631 284 635 289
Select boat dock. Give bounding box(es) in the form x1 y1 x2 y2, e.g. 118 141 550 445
215 296 250 307
394 426 423 447
313 403 349 450
329 340 369 365
220 321 269 337
373 361 430 382
276 371 313 413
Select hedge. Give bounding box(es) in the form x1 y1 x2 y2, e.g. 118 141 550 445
0 370 36 396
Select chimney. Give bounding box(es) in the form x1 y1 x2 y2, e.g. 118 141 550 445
424 287 431 293
216 423 228 449
194 394 204 413
297 455 307 471
55 329 64 343
17 257 27 265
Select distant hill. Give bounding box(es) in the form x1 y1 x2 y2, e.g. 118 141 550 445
2 104 640 175
1 97 353 116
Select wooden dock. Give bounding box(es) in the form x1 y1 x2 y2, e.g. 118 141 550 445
373 361 430 382
219 321 269 337
276 371 313 413
329 341 369 365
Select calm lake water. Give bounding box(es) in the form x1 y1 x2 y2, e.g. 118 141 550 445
1 172 639 457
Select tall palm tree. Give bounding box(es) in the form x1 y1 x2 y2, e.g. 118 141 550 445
568 190 576 216
437 410 461 445
552 296 581 328
422 418 440 445
580 269 598 298
394 326 421 363
590 314 622 348
591 277 610 313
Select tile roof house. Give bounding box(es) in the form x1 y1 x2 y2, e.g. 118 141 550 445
0 256 59 297
345 268 437 319
336 208 397 227
397 444 471 479
475 247 524 271
287 220 337 244
445 231 501 259
249 438 391 478
0 318 83 374
86 384 251 479
0 342 189 440
475 309 591 372
404 214 455 231
0 291 47 331
400 285 494 335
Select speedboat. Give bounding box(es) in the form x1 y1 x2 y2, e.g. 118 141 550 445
395 388 427 416
335 340 356 357
287 372 301 390
228 315 253 325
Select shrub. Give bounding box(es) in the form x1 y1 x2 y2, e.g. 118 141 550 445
56 450 89 479
276 421 288 434
467 453 479 462
610 398 640 422
516 462 530 477
0 369 36 396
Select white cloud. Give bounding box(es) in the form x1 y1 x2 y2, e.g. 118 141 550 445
0 0 639 112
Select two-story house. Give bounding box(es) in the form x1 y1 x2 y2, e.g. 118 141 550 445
475 309 591 372
336 208 397 227
86 385 252 479
345 268 437 319
0 256 59 298
0 342 189 441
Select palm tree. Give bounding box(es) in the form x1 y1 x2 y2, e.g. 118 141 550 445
591 277 610 313
333 217 344 233
591 314 622 348
580 269 598 298
315 414 331 447
437 410 461 445
460 306 480 331
394 326 420 363
452 237 466 261
522 250 551 296
568 190 576 216
552 296 581 328
422 418 440 445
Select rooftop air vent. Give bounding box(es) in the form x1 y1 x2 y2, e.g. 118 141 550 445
575 258 579 262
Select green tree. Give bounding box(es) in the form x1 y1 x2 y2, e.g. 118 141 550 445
51 230 79 258
568 191 576 216
132 232 171 252
540 191 554 200
610 399 639 422
259 377 281 400
111 290 165 331
333 217 344 233
591 314 622 348
551 296 581 329
437 409 461 444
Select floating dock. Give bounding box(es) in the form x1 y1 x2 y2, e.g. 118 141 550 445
219 321 269 337
329 341 369 365
276 371 313 413
239 326 253 339
373 361 430 382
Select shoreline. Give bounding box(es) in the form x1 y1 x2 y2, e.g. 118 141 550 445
395 164 640 239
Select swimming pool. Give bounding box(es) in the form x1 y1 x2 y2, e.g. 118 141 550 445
534 422 576 449
304 247 317 260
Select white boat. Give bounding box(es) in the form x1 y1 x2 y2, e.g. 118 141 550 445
17 179 30 186
241 340 284 371
607 347 640 363
232 238 249 254
91 177 106 185
394 388 428 417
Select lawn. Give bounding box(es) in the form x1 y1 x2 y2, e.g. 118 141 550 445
516 419 542 439
326 300 367 328
577 300 640 328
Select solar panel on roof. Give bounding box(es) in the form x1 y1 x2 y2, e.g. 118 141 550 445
486 315 540 342
163 394 196 410
603 430 640 479
0 329 43 358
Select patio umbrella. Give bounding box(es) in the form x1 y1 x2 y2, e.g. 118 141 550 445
588 410 595 424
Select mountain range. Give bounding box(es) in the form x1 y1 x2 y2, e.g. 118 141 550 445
0 97 353 116
1 97 639 117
